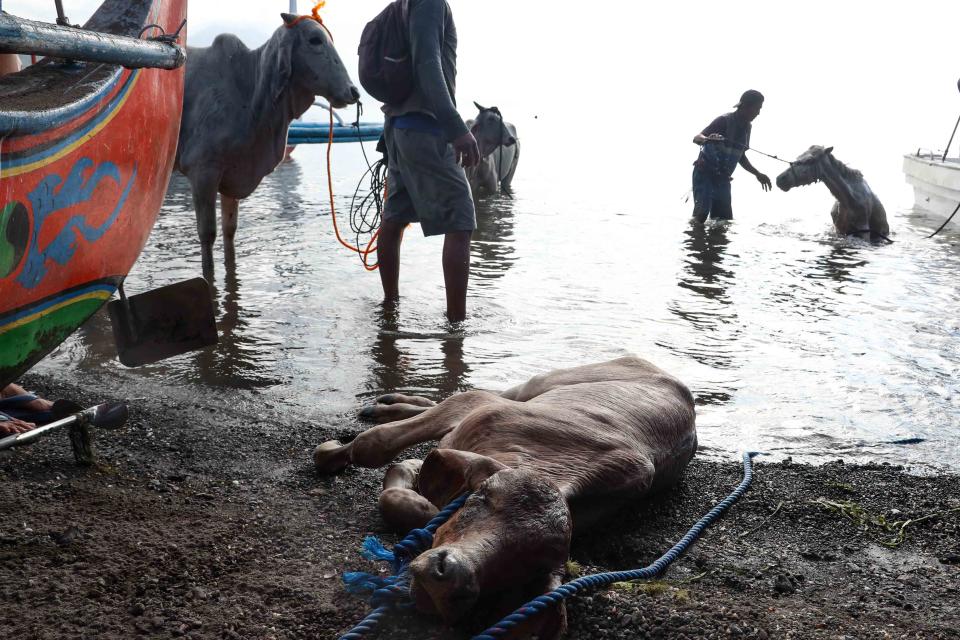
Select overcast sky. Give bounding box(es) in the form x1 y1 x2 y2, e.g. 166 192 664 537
7 0 960 203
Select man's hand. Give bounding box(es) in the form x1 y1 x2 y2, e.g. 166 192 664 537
452 131 480 168
757 173 772 192
0 415 36 436
705 133 725 142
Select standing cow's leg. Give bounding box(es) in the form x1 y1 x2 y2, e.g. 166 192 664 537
379 459 439 533
500 144 519 196
313 390 501 474
189 172 220 277
221 194 240 248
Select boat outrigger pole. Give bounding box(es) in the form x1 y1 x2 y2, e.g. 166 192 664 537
0 12 185 69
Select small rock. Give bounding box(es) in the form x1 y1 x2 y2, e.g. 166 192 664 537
773 574 795 595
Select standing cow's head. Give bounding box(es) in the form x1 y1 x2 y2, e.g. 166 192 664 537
273 13 359 108
408 449 572 630
470 102 517 158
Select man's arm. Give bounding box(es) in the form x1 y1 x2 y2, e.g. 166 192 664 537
693 116 727 145
739 155 772 191
407 0 468 142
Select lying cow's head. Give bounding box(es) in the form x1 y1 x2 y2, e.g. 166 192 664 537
275 13 359 108
471 102 517 158
776 145 834 191
409 449 572 625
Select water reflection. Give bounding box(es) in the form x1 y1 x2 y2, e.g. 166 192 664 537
664 222 741 403
806 241 868 286
472 196 517 282
365 306 470 403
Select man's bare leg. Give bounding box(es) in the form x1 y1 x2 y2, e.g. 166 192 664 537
443 230 472 322
377 218 406 304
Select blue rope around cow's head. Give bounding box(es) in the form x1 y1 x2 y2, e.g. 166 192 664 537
469 452 758 640
338 493 470 640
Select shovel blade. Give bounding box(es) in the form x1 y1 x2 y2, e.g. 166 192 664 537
108 278 218 367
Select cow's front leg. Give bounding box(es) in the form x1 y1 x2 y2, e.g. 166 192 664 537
360 393 436 424
313 390 501 474
379 459 438 533
189 172 219 276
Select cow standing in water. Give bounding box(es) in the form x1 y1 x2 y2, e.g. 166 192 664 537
465 102 519 197
175 14 359 273
314 356 697 637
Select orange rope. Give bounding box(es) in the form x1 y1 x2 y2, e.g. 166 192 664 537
326 109 380 271
285 1 334 42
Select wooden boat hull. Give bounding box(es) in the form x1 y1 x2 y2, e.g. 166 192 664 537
0 0 187 387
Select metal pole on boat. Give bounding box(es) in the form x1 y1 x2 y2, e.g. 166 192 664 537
53 0 71 27
943 78 960 162
0 14 185 69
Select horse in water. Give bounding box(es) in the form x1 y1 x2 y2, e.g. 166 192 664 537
776 145 889 241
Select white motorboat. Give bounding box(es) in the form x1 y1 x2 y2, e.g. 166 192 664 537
902 151 960 227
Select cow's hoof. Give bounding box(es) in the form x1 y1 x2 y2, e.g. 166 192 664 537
313 440 348 474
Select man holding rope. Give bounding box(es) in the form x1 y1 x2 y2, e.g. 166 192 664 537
691 89 772 222
377 0 480 322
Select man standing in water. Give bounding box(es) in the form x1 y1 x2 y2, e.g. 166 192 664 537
691 89 772 222
378 0 480 322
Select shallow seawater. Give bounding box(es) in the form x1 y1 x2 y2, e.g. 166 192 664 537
34 121 960 473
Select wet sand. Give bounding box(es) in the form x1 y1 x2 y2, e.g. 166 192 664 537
2 372 958 639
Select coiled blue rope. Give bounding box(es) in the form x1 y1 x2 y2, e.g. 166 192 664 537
338 493 470 640
470 452 757 639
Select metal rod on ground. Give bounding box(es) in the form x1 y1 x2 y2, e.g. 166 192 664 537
0 401 128 465
0 13 185 69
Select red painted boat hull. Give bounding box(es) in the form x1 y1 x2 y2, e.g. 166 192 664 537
0 0 187 387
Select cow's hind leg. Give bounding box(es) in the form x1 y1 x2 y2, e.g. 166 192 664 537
221 195 239 247
379 459 438 533
314 390 500 474
360 393 437 424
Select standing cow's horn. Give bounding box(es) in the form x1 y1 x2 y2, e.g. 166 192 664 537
473 101 486 112
824 146 834 154
281 12 298 25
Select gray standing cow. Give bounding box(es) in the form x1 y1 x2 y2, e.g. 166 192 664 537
175 14 359 271
465 102 519 198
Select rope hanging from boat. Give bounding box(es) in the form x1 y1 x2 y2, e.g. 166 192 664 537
927 200 960 238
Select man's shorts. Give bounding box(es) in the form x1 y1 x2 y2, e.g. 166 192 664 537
691 167 733 222
383 118 476 237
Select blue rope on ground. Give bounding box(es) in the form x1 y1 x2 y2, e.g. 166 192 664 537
470 452 758 640
338 493 470 640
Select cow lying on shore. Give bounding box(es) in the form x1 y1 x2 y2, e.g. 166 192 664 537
175 13 359 272
314 356 697 637
465 102 519 197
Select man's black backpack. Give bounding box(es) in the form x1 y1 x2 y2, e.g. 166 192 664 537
358 0 413 105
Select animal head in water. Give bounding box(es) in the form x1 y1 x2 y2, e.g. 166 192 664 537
276 13 359 108
408 449 572 626
470 102 518 158
776 145 834 191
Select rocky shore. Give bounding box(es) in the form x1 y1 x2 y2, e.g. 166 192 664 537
2 373 958 639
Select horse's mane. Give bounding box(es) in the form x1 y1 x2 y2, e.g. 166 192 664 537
826 154 863 181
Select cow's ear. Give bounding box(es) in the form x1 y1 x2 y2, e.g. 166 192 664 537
824 146 834 155
419 449 506 507
281 12 298 25
504 135 517 147
473 101 486 112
